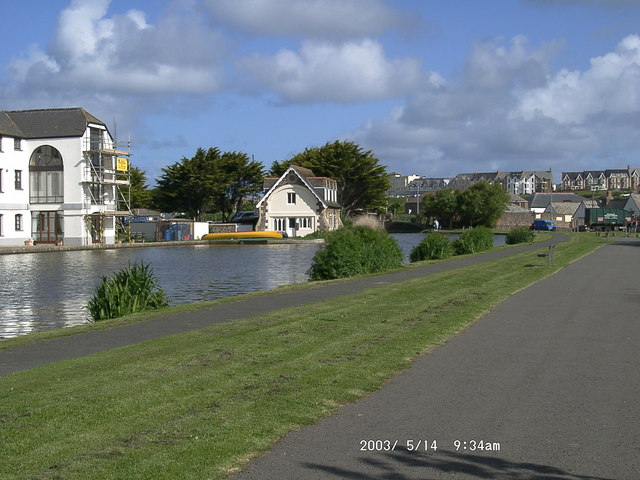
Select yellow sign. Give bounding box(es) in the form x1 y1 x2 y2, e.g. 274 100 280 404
116 157 129 172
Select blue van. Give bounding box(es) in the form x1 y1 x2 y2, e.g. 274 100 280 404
532 219 557 231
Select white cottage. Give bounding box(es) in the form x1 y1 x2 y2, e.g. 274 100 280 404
0 108 130 246
256 165 342 237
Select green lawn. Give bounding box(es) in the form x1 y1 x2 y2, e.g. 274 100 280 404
0 234 603 479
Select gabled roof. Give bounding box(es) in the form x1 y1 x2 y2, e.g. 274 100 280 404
562 172 583 181
606 199 628 209
0 108 107 139
257 165 340 209
530 193 587 209
546 202 580 215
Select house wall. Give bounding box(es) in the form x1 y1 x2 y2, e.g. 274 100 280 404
496 211 533 229
260 183 320 236
0 125 123 246
0 137 30 245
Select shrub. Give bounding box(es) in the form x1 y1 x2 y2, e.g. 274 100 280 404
410 233 453 262
452 227 493 255
86 262 169 321
506 227 535 245
308 226 404 280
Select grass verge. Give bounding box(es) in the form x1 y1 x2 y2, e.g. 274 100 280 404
0 234 603 479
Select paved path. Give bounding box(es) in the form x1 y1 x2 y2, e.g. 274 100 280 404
232 238 640 480
0 236 561 377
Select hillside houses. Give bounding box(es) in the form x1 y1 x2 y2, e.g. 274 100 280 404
561 167 640 191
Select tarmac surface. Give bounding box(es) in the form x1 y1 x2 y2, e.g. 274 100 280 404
231 237 640 480
1 235 638 479
0 235 561 377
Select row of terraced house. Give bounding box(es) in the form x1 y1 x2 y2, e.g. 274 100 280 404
389 167 640 198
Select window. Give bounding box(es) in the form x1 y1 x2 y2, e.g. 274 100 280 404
14 138 21 150
15 214 23 231
29 145 64 203
0 214 3 236
32 211 64 243
287 192 296 204
0 169 3 192
299 217 313 229
15 170 22 190
0 136 3 152
273 218 286 231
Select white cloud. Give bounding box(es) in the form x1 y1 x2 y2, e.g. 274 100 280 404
5 0 226 99
514 35 640 124
203 0 417 39
239 39 439 103
349 35 640 177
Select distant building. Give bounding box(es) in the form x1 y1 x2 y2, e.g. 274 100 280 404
561 167 640 191
0 108 130 246
448 170 552 194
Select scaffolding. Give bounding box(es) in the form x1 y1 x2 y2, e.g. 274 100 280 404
81 130 132 244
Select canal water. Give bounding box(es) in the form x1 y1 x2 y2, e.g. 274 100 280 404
0 233 505 338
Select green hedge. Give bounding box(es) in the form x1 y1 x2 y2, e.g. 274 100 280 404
308 226 403 280
506 227 535 244
410 232 454 262
452 227 493 255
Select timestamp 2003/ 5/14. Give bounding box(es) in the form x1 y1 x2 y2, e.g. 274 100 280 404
359 439 501 453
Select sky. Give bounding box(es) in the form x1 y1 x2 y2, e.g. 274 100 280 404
2 0 640 185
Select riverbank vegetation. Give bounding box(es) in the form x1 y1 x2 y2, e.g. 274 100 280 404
0 234 603 480
86 262 169 321
506 226 535 244
308 225 403 280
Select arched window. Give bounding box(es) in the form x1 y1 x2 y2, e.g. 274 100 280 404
29 145 64 203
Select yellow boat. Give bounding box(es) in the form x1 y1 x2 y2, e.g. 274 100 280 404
202 231 283 240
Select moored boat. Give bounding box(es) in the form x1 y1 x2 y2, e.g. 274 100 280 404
202 231 283 240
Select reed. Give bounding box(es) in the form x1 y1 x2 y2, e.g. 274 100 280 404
86 262 169 321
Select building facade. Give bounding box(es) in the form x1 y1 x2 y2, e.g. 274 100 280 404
0 108 130 246
561 167 640 191
256 165 342 237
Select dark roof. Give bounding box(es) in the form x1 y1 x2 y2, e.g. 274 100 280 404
530 193 587 209
0 108 107 139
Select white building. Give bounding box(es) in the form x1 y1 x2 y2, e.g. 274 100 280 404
0 108 130 246
256 165 342 237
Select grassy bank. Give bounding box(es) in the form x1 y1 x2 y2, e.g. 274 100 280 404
0 234 603 479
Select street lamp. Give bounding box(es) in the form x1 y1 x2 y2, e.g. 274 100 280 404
411 182 421 216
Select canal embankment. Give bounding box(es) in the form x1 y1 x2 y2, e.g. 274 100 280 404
0 238 324 255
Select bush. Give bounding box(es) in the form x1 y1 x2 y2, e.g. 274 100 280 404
86 262 169 321
308 226 404 280
452 227 493 255
506 227 535 245
410 233 453 262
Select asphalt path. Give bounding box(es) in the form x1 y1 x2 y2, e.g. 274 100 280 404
0 235 562 377
232 237 640 480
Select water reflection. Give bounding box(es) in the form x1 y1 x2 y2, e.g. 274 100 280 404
0 243 322 338
0 233 506 338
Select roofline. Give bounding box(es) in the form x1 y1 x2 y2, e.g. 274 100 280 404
257 165 328 209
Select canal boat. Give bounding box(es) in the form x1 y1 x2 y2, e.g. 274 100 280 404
202 231 284 240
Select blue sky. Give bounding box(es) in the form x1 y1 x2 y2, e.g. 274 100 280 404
2 0 640 184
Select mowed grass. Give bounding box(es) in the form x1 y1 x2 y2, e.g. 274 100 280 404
0 234 603 479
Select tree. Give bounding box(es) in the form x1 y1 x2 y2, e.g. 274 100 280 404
271 140 390 217
422 189 458 228
456 181 509 227
127 166 152 209
210 151 264 221
154 148 264 221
